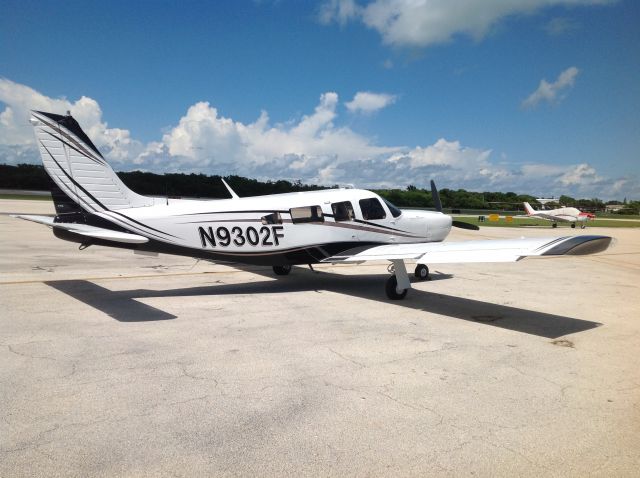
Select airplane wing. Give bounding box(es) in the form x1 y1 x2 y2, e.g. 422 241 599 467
322 235 611 264
13 215 149 244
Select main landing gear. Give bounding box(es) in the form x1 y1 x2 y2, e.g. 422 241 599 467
385 260 412 300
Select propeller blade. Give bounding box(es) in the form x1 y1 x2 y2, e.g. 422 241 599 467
452 220 480 231
430 180 443 212
430 180 478 230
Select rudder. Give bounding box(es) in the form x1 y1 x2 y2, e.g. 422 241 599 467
29 111 154 212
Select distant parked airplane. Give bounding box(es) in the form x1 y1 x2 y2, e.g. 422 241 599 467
522 202 595 229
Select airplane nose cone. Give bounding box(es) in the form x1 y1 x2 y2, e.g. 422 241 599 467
400 209 451 241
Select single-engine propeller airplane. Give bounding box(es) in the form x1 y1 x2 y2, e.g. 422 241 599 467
521 202 596 229
14 111 612 300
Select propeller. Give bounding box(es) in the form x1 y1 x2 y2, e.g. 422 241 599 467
430 180 480 231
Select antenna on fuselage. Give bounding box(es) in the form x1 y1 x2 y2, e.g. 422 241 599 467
221 178 240 199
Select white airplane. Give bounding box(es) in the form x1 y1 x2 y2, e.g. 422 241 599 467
522 202 596 229
14 111 611 300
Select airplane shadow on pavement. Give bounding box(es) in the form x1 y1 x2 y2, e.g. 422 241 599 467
45 266 601 339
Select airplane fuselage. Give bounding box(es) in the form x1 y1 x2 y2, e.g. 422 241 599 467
523 202 594 225
64 188 452 266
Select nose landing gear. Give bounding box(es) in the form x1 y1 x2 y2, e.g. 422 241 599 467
273 265 292 275
414 264 430 281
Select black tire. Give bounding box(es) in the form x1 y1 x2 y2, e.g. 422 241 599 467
571 223 576 228
414 264 430 281
385 275 408 300
552 223 558 228
581 224 586 229
273 265 292 276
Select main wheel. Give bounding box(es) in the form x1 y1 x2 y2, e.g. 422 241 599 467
571 223 576 228
385 275 408 300
552 223 558 228
414 264 430 281
273 265 292 276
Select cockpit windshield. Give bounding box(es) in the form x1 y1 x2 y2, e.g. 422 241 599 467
383 198 402 218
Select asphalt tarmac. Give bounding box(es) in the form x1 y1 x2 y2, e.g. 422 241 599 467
1 199 639 477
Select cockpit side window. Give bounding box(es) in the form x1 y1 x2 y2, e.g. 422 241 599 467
290 205 324 224
331 201 355 221
359 198 386 220
382 198 402 218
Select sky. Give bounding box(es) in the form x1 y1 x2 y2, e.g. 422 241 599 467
1 0 639 200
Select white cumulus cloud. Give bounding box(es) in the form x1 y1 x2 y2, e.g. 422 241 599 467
522 66 580 108
0 77 143 163
320 0 613 48
345 91 397 114
388 139 491 170
0 77 635 199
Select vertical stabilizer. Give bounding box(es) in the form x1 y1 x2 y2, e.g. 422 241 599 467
523 202 536 215
29 111 154 212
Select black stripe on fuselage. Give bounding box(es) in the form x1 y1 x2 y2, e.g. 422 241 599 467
52 228 381 266
180 216 420 238
106 211 181 239
354 218 406 233
176 209 411 234
175 209 291 216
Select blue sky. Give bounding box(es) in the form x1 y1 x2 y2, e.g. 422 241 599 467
1 0 638 199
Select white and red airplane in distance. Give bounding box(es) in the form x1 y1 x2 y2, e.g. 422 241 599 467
522 202 596 229
13 111 612 300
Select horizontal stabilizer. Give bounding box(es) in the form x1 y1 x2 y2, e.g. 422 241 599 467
322 235 612 264
12 215 149 244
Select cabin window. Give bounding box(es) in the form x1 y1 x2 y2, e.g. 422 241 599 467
383 198 402 218
359 198 386 220
261 212 283 225
289 205 324 224
331 201 355 221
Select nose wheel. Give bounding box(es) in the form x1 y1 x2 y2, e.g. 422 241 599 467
273 265 292 275
414 264 430 281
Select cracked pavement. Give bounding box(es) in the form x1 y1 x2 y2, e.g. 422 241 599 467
1 199 639 477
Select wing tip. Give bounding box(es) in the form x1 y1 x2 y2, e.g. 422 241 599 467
542 235 612 256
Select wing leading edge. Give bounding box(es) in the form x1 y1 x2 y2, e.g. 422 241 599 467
322 235 612 264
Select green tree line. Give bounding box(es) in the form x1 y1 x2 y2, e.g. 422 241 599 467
1 163 637 213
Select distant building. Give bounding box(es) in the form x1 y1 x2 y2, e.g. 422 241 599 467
605 204 625 212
